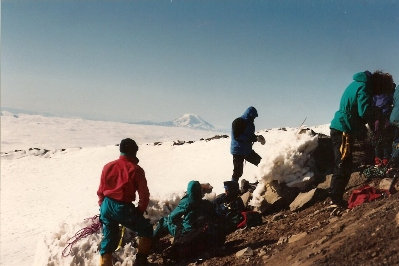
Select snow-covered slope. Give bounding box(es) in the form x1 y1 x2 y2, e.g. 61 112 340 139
0 111 330 266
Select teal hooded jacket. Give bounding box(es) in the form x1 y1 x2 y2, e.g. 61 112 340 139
330 72 374 135
165 180 214 235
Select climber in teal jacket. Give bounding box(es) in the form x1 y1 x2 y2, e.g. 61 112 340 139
330 71 375 136
329 71 393 206
153 180 215 238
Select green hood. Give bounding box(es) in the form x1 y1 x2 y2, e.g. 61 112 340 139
352 71 369 83
330 71 372 134
186 180 202 202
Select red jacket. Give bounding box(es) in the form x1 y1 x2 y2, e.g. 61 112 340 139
97 155 150 213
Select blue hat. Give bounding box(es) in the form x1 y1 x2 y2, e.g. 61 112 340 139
224 181 239 192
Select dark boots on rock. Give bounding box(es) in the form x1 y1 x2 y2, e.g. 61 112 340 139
134 253 148 266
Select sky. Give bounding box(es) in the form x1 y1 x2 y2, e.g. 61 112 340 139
0 111 328 265
2 0 399 129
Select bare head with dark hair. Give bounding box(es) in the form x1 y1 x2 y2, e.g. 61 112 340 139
371 70 394 95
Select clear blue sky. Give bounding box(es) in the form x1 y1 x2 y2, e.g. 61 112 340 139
2 0 398 129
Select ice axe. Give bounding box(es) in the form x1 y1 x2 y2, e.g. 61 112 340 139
389 171 399 194
296 116 307 135
384 161 399 193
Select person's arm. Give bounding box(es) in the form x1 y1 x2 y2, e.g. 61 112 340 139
135 168 150 214
249 122 258 142
357 86 379 125
237 121 257 143
168 199 188 223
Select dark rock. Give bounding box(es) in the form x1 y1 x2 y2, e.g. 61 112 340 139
205 135 229 141
173 140 186 146
298 128 317 136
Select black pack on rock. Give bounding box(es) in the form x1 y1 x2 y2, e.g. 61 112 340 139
237 211 262 229
162 218 225 264
232 117 247 140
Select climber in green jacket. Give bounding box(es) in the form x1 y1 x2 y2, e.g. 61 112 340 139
330 70 394 206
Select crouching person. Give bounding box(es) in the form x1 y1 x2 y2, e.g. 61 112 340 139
213 181 245 235
154 181 224 263
97 138 153 266
153 181 213 239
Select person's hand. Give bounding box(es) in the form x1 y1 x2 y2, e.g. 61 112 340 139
257 135 266 145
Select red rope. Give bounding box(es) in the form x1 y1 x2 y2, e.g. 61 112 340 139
62 214 101 257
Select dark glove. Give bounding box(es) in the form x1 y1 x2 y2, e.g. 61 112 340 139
257 135 266 145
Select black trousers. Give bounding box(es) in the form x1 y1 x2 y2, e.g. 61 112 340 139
232 150 262 182
330 128 353 203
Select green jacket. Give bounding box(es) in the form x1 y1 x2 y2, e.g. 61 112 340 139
167 180 211 235
330 72 374 135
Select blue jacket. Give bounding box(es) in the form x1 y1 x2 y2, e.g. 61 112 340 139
390 85 399 127
330 72 374 136
230 106 258 155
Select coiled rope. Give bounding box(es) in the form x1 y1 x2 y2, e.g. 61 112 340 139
62 214 101 257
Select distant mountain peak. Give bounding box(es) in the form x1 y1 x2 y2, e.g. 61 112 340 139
134 113 215 131
172 114 215 130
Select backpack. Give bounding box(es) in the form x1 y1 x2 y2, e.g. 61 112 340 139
232 117 247 140
237 211 262 229
162 219 225 264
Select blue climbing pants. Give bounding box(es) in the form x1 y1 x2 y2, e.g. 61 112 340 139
99 197 153 255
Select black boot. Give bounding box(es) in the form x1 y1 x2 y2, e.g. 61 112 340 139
134 253 148 266
330 176 348 208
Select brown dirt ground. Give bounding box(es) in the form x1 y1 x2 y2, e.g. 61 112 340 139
148 172 399 266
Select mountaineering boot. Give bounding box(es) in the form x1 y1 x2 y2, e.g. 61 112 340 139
329 176 348 208
99 253 112 266
138 236 152 254
134 237 152 265
134 253 148 266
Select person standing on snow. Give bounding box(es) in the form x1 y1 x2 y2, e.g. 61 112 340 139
97 138 153 266
330 71 392 207
230 106 265 183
